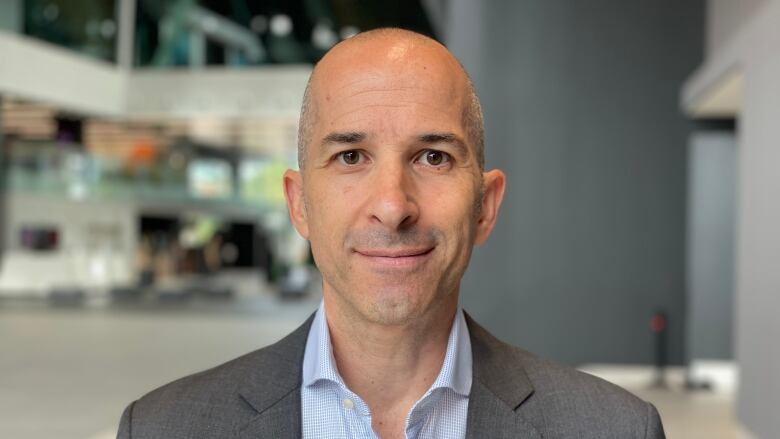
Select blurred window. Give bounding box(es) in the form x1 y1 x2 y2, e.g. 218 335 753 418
134 0 436 67
23 0 118 62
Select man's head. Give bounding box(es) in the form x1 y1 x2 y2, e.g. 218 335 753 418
297 29 486 172
284 28 505 326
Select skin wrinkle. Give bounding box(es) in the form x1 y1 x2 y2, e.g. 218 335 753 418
344 86 431 98
327 76 396 95
340 98 458 110
333 103 425 119
339 83 461 106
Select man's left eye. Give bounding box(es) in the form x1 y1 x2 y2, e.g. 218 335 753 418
418 150 450 166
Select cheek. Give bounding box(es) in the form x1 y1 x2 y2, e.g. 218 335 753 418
305 183 356 247
422 181 479 230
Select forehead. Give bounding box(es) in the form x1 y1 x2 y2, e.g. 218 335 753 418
310 40 468 131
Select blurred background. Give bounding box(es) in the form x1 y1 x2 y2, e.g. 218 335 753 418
0 0 777 438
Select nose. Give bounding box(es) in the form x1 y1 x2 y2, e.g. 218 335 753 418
367 162 419 230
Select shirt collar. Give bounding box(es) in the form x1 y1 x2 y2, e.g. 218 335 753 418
302 301 342 388
302 301 472 397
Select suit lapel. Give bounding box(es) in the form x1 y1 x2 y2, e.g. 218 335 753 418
236 314 315 439
465 313 541 439
238 389 301 439
466 381 541 439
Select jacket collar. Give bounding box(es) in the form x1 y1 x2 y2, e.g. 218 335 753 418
464 313 541 438
236 311 540 438
237 314 314 438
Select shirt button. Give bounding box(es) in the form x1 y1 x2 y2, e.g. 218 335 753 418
342 398 355 410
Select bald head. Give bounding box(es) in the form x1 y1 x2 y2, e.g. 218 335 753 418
296 28 484 170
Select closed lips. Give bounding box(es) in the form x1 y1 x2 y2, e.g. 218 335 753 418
355 248 434 258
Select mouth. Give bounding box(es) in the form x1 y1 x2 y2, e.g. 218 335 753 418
353 247 435 268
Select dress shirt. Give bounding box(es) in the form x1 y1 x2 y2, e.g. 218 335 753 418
301 302 472 439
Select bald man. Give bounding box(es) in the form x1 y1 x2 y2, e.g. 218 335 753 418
118 29 665 439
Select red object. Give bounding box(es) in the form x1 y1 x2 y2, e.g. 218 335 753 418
128 140 156 165
651 314 667 333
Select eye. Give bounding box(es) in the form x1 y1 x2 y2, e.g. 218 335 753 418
417 149 450 167
337 150 362 165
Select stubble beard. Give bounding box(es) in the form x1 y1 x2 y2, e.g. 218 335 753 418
364 288 420 325
328 274 451 327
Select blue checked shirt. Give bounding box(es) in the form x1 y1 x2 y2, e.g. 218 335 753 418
301 302 472 439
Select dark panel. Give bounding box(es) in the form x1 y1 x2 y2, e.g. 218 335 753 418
451 0 704 365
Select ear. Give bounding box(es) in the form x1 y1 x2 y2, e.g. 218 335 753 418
283 169 310 239
475 169 506 245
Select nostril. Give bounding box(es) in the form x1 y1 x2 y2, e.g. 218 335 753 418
369 197 419 229
399 214 415 228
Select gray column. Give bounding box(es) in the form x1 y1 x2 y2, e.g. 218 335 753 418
686 130 736 361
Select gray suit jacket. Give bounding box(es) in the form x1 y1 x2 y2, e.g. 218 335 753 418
118 313 665 438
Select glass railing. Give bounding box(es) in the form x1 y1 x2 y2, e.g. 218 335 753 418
0 135 304 296
3 139 287 217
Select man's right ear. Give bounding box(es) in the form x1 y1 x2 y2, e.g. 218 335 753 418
283 169 310 239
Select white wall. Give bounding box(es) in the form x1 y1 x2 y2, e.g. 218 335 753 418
693 0 780 436
125 67 310 118
0 32 310 119
0 32 127 116
706 0 768 58
734 1 780 435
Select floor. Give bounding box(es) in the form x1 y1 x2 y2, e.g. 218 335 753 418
0 294 321 439
0 295 758 439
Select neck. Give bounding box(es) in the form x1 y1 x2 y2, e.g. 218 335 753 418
323 293 458 417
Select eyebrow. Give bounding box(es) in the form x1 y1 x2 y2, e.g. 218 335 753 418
321 131 367 146
319 131 469 156
417 132 469 157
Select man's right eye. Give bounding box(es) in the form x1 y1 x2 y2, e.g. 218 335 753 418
337 150 362 165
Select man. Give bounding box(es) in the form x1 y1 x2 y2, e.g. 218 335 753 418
118 28 665 438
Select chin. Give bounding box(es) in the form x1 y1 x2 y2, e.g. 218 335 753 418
359 286 429 325
324 274 448 325
364 300 417 325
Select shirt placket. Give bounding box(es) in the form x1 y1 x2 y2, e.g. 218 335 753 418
338 387 377 438
404 388 443 439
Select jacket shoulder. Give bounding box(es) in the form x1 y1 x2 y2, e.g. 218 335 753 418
118 316 312 438
465 314 663 438
521 352 661 437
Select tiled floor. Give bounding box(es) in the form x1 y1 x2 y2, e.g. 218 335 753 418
0 296 758 439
